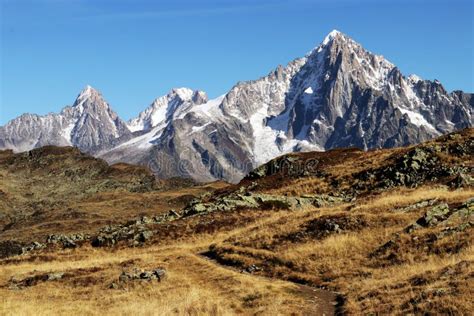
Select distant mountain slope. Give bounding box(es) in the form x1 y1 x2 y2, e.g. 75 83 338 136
1 30 472 182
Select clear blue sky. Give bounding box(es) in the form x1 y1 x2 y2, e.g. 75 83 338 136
1 0 473 125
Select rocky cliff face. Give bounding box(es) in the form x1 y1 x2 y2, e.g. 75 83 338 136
1 31 473 182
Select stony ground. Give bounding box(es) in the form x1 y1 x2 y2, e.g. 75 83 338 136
0 128 472 315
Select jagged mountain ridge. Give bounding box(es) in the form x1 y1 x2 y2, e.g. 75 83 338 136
1 30 473 182
0 86 131 154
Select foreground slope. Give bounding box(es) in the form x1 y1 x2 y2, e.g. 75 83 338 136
0 129 472 315
0 146 224 244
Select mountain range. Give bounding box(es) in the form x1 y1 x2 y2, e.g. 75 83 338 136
1 30 472 182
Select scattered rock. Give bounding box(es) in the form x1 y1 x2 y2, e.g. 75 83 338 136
136 230 153 243
286 214 365 242
393 199 438 213
3 233 91 259
47 272 65 281
113 268 166 287
356 142 473 190
91 210 181 247
448 172 474 188
167 209 180 218
242 264 262 274
183 192 347 216
91 234 116 247
8 271 65 288
416 203 451 227
372 198 474 264
91 224 153 248
246 155 306 179
46 233 90 248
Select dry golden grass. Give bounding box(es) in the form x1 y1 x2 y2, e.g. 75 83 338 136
1 130 473 315
0 216 332 316
207 186 474 314
1 184 471 315
352 186 474 213
265 177 331 196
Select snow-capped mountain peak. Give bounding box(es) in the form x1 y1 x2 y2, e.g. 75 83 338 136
79 84 95 95
0 85 131 154
322 29 343 45
169 87 194 101
70 85 113 117
127 88 208 133
1 31 472 183
74 85 100 103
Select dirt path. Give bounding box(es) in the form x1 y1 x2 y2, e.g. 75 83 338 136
185 252 338 315
0 207 340 315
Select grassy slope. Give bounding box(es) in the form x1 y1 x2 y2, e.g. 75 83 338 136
0 146 227 242
0 129 473 315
